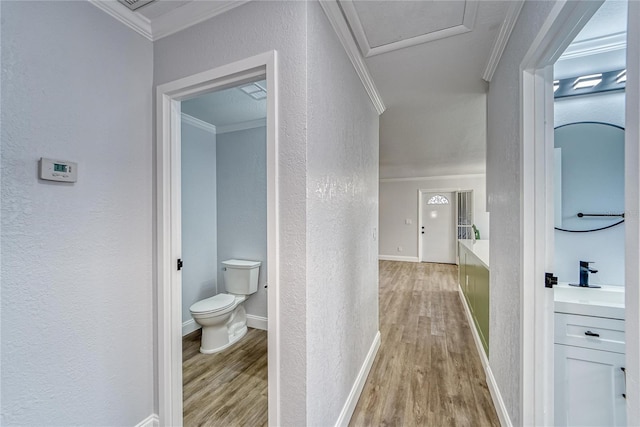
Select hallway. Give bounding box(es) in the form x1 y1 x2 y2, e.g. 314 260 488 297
350 261 499 426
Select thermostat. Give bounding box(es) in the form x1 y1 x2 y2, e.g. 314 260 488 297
39 158 77 182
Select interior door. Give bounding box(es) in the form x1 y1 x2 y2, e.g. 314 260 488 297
421 191 455 263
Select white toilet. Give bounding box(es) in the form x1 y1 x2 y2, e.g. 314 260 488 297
189 259 261 354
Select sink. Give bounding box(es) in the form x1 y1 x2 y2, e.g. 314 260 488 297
554 283 625 319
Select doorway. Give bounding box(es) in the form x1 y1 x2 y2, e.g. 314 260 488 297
520 1 638 425
155 51 279 426
180 77 269 424
551 2 627 422
420 191 456 263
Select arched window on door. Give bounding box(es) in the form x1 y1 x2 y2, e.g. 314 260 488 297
427 194 450 205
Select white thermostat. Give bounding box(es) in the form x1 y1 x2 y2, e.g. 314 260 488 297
39 158 78 182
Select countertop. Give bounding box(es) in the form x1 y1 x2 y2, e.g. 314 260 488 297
459 239 489 269
554 282 625 319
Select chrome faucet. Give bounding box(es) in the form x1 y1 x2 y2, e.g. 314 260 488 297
569 261 601 288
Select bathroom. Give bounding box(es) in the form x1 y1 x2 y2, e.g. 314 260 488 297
552 1 627 425
179 79 268 425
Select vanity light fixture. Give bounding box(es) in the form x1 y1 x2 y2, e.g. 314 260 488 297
572 73 602 90
555 69 625 99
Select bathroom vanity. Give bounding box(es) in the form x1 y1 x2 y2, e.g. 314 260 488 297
458 239 490 355
554 283 626 426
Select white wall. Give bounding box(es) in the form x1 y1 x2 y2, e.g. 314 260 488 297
554 91 626 285
181 120 217 324
380 94 487 179
306 2 379 424
486 1 557 424
379 175 489 260
153 2 309 422
1 2 154 425
217 127 267 319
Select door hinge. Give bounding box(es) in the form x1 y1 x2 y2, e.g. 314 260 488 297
177 259 183 271
545 272 558 288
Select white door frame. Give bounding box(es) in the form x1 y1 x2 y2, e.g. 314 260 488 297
417 188 460 263
516 1 640 425
155 51 280 426
624 2 640 423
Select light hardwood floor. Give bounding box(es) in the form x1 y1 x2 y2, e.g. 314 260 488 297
182 261 499 426
349 261 500 426
182 327 268 426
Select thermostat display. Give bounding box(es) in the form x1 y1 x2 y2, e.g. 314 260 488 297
53 163 68 173
39 158 77 182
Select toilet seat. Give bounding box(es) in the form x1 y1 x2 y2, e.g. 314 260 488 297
190 293 236 315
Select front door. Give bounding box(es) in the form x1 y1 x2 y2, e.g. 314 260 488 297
421 191 455 263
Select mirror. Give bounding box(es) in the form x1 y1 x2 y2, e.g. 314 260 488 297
554 122 625 232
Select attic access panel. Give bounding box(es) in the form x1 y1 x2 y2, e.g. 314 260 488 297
340 0 478 57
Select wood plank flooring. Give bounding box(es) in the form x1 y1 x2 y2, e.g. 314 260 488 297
349 261 500 427
182 328 268 426
182 261 499 426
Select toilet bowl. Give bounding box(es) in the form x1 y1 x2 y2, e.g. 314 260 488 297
189 259 261 354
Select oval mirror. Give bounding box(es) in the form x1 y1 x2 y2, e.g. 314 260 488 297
554 122 625 232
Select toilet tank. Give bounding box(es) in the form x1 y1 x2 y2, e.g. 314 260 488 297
222 259 261 295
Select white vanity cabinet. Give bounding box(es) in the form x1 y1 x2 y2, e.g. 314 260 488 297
554 312 626 426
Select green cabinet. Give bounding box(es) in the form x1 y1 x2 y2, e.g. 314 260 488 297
458 242 490 356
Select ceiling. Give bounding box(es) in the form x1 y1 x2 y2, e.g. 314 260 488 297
182 80 267 131
345 1 512 178
555 0 627 80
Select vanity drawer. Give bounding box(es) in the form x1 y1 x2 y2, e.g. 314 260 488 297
554 313 625 354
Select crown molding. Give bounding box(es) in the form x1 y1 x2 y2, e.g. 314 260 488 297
90 0 249 42
380 173 486 183
89 0 153 40
340 0 478 58
319 0 386 115
558 31 627 61
482 0 525 82
181 113 216 134
217 118 266 134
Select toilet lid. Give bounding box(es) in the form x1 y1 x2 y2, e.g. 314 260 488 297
190 293 236 314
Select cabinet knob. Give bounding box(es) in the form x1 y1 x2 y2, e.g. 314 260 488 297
584 330 600 337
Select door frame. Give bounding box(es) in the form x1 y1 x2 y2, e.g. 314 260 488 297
417 188 460 263
517 1 640 425
155 51 280 426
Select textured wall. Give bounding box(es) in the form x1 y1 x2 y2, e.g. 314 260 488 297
379 175 489 258
181 121 217 323
153 2 309 422
306 2 379 425
1 1 153 425
486 1 556 424
217 127 267 318
554 92 626 286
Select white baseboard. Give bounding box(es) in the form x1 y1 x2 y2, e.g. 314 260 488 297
378 255 420 262
182 318 200 336
246 314 268 331
335 331 381 427
457 285 512 427
135 414 159 427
